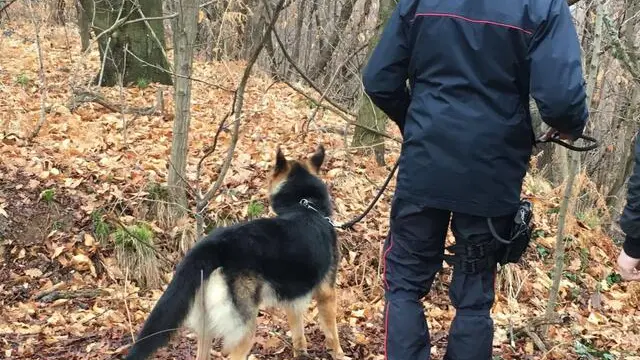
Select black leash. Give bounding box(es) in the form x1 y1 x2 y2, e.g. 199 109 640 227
325 132 600 231
297 159 401 230
534 133 599 152
334 158 400 230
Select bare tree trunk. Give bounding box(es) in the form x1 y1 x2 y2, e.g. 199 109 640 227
543 0 603 335
167 0 199 218
242 0 265 59
50 0 66 25
607 87 640 208
543 149 580 334
80 0 173 87
309 0 356 79
607 125 638 210
290 0 306 77
350 0 394 166
76 0 91 51
27 0 48 141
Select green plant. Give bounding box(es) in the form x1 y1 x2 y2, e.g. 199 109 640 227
114 224 153 249
579 247 589 273
113 223 160 288
576 209 602 229
531 228 546 239
40 189 55 204
52 220 64 231
547 206 560 215
606 272 622 287
91 210 111 243
136 77 149 89
247 201 265 219
536 244 550 258
16 73 29 86
564 271 579 283
575 339 615 359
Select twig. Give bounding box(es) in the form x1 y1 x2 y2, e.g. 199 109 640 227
308 40 370 122
68 88 158 115
199 0 217 7
124 13 179 25
36 289 109 303
196 112 230 191
196 0 288 217
123 267 135 341
27 0 47 141
512 315 564 352
194 112 230 236
0 0 18 14
166 158 198 198
267 18 356 118
283 80 401 143
135 7 174 73
97 37 112 87
83 3 132 56
124 48 233 92
523 327 548 352
85 2 131 54
119 44 129 146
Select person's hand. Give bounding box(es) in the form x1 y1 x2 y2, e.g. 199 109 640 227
616 248 640 281
539 128 574 142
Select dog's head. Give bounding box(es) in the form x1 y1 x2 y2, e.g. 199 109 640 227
268 144 331 215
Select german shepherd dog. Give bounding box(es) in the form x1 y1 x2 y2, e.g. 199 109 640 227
124 145 345 360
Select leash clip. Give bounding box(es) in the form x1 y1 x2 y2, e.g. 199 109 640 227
299 198 336 227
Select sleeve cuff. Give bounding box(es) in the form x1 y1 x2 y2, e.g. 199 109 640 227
623 235 640 259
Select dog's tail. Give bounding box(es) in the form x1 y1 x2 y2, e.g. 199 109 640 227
124 238 221 360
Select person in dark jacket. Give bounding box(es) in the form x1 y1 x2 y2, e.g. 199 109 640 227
618 131 640 282
362 0 589 359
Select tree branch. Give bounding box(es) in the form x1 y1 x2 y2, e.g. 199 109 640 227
196 0 288 228
281 79 401 143
267 17 357 118
27 0 47 141
0 0 18 14
603 11 640 83
134 7 174 73
68 88 159 115
124 48 233 92
306 41 371 125
123 13 178 25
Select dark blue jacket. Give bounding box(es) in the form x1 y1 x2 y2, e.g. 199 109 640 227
363 0 589 217
620 131 640 258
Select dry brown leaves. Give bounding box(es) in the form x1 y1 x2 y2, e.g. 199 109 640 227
1 13 639 360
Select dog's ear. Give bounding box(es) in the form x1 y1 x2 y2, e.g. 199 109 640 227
308 144 325 173
274 146 288 173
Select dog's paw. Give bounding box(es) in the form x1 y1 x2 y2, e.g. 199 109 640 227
292 349 309 358
332 349 348 360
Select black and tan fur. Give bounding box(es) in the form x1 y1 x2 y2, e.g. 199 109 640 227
124 145 344 360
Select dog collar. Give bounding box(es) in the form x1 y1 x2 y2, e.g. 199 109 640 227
299 199 336 227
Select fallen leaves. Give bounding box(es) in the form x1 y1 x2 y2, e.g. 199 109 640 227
0 15 638 360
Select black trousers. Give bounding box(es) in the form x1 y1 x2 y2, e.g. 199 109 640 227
382 197 512 360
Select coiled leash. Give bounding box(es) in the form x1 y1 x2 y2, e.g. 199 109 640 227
534 132 599 151
476 131 601 272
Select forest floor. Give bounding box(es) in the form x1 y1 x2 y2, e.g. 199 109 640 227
2 15 640 360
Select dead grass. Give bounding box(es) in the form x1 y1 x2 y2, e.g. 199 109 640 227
114 223 161 288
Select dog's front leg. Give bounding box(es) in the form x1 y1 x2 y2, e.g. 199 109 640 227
285 305 308 356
